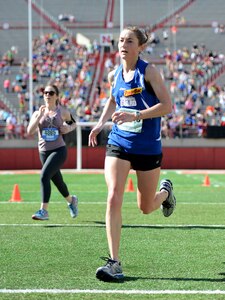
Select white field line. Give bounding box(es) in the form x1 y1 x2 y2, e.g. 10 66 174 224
1 169 225 175
0 202 225 205
0 224 225 228
0 289 225 295
0 202 107 205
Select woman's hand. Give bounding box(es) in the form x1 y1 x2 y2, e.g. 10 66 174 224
112 111 136 124
27 106 46 135
88 127 101 147
37 105 46 118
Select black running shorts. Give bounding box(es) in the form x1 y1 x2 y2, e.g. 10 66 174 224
106 144 162 171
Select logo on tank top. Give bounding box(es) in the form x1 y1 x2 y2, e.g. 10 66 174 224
124 87 142 97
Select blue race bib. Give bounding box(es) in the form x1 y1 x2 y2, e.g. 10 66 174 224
42 127 59 141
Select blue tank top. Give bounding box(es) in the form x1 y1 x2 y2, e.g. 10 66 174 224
108 58 162 155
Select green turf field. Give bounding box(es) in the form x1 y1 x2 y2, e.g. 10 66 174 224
0 170 225 300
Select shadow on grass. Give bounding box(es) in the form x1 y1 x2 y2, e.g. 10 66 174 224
42 222 225 230
98 275 225 283
94 221 225 230
148 276 225 283
95 262 225 283
96 276 138 283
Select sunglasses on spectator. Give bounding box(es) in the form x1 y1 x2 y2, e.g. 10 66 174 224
43 91 56 96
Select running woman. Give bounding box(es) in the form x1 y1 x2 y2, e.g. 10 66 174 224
88 26 176 281
27 84 78 221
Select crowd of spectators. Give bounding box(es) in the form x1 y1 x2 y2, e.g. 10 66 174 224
1 28 225 140
157 43 225 138
0 32 102 139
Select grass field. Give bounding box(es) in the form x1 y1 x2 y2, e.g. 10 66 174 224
0 170 225 300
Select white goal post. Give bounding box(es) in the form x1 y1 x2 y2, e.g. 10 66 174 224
76 121 113 170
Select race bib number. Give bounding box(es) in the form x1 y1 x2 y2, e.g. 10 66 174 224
117 108 143 133
42 127 59 141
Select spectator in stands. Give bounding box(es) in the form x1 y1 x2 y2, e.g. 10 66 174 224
27 84 78 221
104 57 114 72
88 25 176 281
3 78 10 93
162 30 168 41
91 103 101 120
5 113 16 139
3 49 14 66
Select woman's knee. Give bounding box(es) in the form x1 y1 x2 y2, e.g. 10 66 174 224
40 171 51 183
138 198 156 214
139 205 154 214
107 190 123 210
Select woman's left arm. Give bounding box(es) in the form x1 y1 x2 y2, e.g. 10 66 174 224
60 107 76 134
139 64 172 120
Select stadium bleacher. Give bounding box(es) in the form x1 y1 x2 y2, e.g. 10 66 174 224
0 0 225 140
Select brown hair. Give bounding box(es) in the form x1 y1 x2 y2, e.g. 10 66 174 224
45 84 59 96
52 84 59 96
123 26 148 46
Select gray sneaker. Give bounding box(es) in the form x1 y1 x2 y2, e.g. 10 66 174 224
96 257 124 281
68 195 78 218
160 179 176 217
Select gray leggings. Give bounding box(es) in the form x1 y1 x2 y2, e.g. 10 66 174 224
39 146 69 203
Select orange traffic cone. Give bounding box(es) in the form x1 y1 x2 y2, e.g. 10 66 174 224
125 178 135 192
202 175 210 187
9 184 22 202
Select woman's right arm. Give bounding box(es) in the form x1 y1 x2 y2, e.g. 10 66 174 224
88 70 116 147
27 105 45 135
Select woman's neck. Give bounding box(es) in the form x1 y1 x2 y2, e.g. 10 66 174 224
46 104 57 112
122 56 138 72
122 62 136 73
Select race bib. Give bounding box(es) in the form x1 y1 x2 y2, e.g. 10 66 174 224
42 127 59 141
116 108 143 133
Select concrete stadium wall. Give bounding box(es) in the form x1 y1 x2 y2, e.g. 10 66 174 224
1 139 225 170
